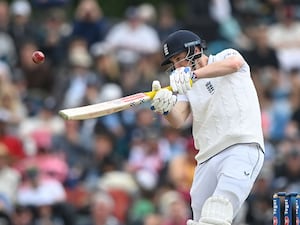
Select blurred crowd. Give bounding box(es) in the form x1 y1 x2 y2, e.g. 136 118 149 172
0 0 300 224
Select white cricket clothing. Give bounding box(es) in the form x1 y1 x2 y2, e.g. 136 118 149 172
199 195 233 225
177 48 265 164
190 143 264 220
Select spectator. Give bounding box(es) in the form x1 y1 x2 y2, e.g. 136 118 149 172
256 0 284 24
105 6 161 67
167 137 197 203
10 205 35 225
18 97 65 155
84 129 122 190
129 108 161 137
125 128 166 190
90 42 121 85
12 40 55 116
17 166 66 207
58 44 99 109
0 31 17 67
36 8 72 67
267 4 300 72
158 126 187 161
33 197 65 225
15 151 69 184
210 0 252 50
80 191 122 225
243 24 280 72
138 3 157 26
274 146 300 188
129 186 156 225
0 112 26 161
158 190 191 225
135 54 162 93
74 83 124 152
51 120 90 187
0 82 27 135
251 70 291 143
184 0 219 42
8 0 37 51
155 3 181 42
16 166 75 225
0 143 21 206
70 0 110 48
97 171 138 224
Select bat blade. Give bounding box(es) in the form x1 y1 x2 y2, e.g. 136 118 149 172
59 86 172 120
59 92 152 120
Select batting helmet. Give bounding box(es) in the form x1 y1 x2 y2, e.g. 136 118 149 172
161 30 206 66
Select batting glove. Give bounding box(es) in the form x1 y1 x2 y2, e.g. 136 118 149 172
170 67 194 94
150 80 177 115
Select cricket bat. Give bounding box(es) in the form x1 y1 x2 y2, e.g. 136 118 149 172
59 86 172 120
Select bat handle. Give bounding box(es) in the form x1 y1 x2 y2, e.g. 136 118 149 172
145 79 194 99
145 86 172 99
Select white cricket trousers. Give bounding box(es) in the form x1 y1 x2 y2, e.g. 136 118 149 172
190 143 264 220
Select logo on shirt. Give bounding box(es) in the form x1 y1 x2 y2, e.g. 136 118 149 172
163 44 169 56
244 171 250 176
205 81 215 94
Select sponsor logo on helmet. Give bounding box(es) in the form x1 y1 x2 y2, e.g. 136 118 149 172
184 40 201 48
163 44 169 56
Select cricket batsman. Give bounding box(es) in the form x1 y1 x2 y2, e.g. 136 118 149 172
150 30 265 225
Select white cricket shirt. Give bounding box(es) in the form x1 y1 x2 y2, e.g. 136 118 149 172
178 48 265 164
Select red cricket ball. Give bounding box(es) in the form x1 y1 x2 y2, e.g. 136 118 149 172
32 51 45 64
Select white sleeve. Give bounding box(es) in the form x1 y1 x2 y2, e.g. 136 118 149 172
216 48 241 60
177 93 189 102
215 48 249 73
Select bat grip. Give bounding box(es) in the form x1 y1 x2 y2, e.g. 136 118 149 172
145 79 194 99
145 86 172 99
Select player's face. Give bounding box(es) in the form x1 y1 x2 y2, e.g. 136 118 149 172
170 52 191 69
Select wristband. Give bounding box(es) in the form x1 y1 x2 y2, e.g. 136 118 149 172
191 72 197 82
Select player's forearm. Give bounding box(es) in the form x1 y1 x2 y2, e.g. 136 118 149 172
164 111 185 128
194 56 244 79
164 102 190 128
